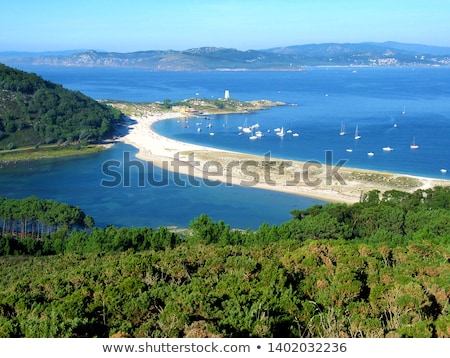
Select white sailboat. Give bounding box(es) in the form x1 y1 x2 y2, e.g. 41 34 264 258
277 126 285 137
354 125 361 140
410 136 419 149
241 118 252 133
339 121 346 136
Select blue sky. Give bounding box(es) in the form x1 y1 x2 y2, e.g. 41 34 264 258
1 0 449 52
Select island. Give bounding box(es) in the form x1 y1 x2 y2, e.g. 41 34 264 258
105 98 449 205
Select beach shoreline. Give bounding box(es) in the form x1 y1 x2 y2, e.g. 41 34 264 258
112 104 449 205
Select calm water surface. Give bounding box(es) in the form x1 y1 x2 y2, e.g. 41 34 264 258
0 142 324 229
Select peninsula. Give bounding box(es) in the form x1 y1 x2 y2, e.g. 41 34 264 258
106 99 449 204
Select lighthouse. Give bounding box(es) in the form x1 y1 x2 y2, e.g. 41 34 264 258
224 89 230 100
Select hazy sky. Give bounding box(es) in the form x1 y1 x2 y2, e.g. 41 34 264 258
1 0 450 52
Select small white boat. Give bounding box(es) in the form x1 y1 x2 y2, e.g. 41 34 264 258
441 169 447 174
346 149 353 153
287 129 293 134
292 133 300 137
339 121 346 136
249 129 258 140
241 118 252 133
354 125 361 140
383 146 394 151
197 128 201 132
276 127 286 137
209 132 215 136
274 127 281 132
367 152 375 156
255 130 263 137
410 136 419 149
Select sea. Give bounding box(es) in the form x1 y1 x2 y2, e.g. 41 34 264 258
1 65 449 229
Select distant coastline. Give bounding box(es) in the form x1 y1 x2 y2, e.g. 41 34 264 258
2 42 450 70
109 101 450 204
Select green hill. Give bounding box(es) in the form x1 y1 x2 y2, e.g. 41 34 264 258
0 63 121 150
1 187 450 338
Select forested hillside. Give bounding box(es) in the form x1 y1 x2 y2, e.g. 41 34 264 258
0 187 449 338
0 63 121 149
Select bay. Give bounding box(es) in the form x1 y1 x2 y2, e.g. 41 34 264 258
2 65 450 229
21 65 450 178
150 67 450 179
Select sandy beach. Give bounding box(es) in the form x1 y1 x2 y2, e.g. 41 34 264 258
112 103 449 204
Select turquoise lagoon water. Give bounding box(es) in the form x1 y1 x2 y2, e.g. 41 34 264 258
0 142 322 229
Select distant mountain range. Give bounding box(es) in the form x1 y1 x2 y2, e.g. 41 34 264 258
1 42 450 70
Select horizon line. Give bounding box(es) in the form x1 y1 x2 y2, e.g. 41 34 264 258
2 40 450 54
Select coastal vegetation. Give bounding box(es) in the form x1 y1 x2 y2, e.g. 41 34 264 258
346 171 424 190
0 144 107 165
1 186 449 338
0 63 122 154
0 196 94 241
